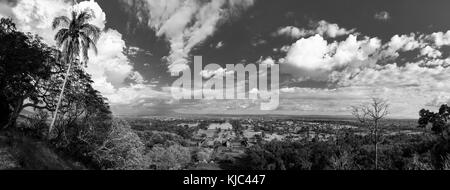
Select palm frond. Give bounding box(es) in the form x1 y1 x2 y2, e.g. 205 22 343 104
80 23 101 42
76 10 94 25
69 11 78 29
61 37 71 63
52 16 70 29
81 32 98 55
69 38 81 64
53 10 100 67
80 32 98 65
54 28 69 48
71 11 77 22
81 39 90 66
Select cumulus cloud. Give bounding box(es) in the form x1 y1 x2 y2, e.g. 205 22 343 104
9 0 70 45
2 0 167 106
200 67 234 79
281 35 333 80
259 57 275 66
6 0 105 45
381 34 424 57
420 46 442 58
276 25 450 117
86 29 137 88
374 11 391 21
120 0 255 75
315 20 355 38
281 34 381 81
429 30 450 47
426 94 450 107
328 62 450 116
4 0 450 117
280 29 450 82
215 41 224 49
274 20 355 39
332 63 450 88
275 26 311 39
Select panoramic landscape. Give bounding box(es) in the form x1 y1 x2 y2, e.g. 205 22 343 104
1 0 450 171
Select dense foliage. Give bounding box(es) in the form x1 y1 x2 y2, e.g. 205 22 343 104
231 133 439 170
0 17 146 170
418 104 450 169
0 18 57 129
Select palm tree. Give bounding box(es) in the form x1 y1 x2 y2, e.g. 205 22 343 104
49 9 101 134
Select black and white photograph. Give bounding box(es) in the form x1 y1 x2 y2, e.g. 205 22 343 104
1 0 450 181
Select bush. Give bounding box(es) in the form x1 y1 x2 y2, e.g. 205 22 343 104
144 144 191 170
407 154 432 170
136 131 187 150
91 119 146 170
194 148 213 162
330 151 355 170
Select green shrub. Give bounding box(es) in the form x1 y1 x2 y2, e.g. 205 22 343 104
145 144 191 170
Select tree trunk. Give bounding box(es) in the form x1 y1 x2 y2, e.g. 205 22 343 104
2 98 23 130
374 121 378 170
49 62 72 136
0 96 11 129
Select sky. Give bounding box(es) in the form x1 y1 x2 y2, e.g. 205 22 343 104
2 0 450 118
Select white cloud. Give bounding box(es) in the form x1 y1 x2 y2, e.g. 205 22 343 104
0 1 14 18
71 0 106 29
328 62 450 117
281 34 381 81
382 34 423 58
421 45 442 58
315 20 355 38
275 26 311 39
282 34 333 80
8 0 105 45
277 27 450 117
216 41 224 49
4 0 167 106
10 0 70 45
426 94 450 107
200 67 234 79
4 0 450 117
123 0 255 75
260 57 275 66
332 63 450 89
280 87 296 93
87 29 137 88
274 20 354 39
430 30 450 47
374 11 391 21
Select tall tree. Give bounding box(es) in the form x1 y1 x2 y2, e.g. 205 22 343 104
418 105 450 169
419 104 450 137
351 98 389 170
0 18 57 129
50 9 101 134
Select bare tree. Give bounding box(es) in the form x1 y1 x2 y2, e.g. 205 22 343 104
351 97 389 170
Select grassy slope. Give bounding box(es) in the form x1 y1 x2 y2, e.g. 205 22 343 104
0 131 86 170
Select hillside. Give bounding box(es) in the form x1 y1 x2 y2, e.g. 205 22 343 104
0 131 86 170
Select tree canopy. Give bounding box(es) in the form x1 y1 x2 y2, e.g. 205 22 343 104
0 18 56 129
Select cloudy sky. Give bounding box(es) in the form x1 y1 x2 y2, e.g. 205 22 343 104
2 0 450 118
